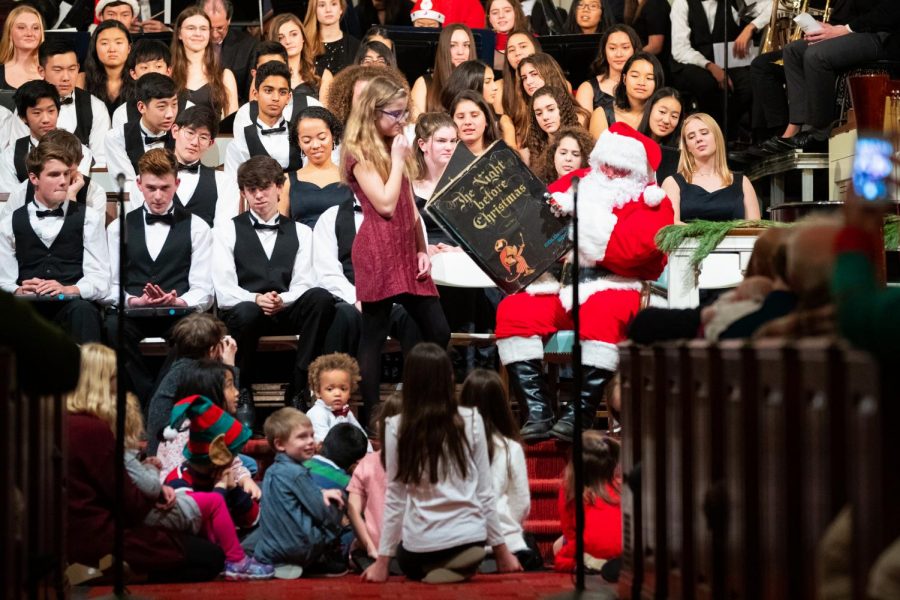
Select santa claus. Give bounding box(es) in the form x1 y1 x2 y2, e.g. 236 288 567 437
495 122 674 442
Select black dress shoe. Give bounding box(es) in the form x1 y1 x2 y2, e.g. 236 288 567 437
757 135 797 155
786 131 828 152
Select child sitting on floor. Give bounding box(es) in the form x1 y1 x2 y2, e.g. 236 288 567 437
136 393 274 580
553 431 622 580
305 423 370 491
243 408 346 579
305 353 371 449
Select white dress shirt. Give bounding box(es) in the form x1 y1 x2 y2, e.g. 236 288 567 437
0 106 13 149
0 136 94 194
125 165 240 226
379 406 505 556
312 202 363 304
1 177 108 221
306 398 373 451
213 209 316 309
105 121 169 182
231 95 322 135
0 199 110 299
224 117 291 176
110 103 129 131
671 0 772 68
489 435 531 553
107 202 214 310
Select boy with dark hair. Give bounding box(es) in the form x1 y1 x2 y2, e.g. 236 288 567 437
36 39 110 165
0 80 93 192
213 155 335 410
96 0 139 30
126 106 238 226
224 61 299 176
0 140 110 343
112 40 179 129
105 73 179 182
106 148 213 403
306 423 370 491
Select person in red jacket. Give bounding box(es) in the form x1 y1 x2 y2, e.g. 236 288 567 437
495 122 674 442
554 431 622 576
410 0 486 31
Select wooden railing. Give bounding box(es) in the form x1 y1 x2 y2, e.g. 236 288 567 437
0 349 67 599
618 338 900 600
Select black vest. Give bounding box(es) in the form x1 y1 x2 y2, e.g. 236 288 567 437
124 120 176 171
248 91 313 127
12 201 86 285
70 89 94 147
24 176 93 207
232 212 300 294
685 0 741 64
243 115 301 172
124 205 193 297
13 136 32 182
334 198 357 285
175 165 217 227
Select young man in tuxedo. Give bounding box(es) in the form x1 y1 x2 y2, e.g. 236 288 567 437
213 155 335 409
111 40 177 129
106 148 213 403
0 139 109 343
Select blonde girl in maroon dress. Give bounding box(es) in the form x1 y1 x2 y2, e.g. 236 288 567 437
341 76 451 424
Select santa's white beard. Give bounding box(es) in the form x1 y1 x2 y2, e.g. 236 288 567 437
579 169 648 211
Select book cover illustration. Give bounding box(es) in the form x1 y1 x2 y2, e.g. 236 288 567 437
425 140 571 294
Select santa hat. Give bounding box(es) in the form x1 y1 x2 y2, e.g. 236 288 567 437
169 395 251 466
95 0 140 19
410 0 446 24
589 122 666 206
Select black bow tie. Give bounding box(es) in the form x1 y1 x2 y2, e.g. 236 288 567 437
178 162 200 173
252 219 280 231
145 212 175 225
353 204 362 213
36 206 64 219
259 124 286 136
60 95 74 106
144 134 167 145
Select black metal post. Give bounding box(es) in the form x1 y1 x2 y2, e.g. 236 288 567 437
570 177 585 592
722 0 730 142
113 173 128 597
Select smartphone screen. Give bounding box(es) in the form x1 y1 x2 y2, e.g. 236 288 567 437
853 137 894 202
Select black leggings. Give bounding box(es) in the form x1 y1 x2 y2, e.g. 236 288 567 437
358 293 450 425
396 541 484 581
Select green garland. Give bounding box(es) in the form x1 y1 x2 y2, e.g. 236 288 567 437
656 217 900 269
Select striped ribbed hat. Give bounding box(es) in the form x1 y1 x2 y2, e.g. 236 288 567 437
170 395 251 466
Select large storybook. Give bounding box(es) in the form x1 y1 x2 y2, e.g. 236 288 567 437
425 140 571 294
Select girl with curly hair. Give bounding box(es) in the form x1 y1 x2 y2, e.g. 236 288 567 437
499 30 540 144
524 85 589 165
324 64 408 123
533 126 593 183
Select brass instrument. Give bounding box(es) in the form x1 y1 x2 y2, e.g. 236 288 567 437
760 0 832 59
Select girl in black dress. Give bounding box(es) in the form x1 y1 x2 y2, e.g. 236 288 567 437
410 24 477 120
306 0 361 77
589 51 662 138
575 24 640 114
0 5 43 91
268 13 327 98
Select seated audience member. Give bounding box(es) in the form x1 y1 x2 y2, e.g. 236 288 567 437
0 80 92 192
244 408 346 577
410 0 486 30
757 2 900 153
146 313 237 455
2 129 107 220
95 0 139 31
638 87 683 181
224 61 299 175
523 0 566 35
575 25 640 113
305 352 369 445
239 41 322 127
111 39 176 129
450 90 500 158
323 64 408 124
106 148 214 403
213 156 335 410
410 24 477 120
347 394 403 572
105 73 178 182
0 140 109 343
0 5 43 92
441 60 515 147
554 432 622 579
486 0 530 70
361 25 395 50
669 0 770 136
563 0 613 35
412 112 458 249
356 0 414 33
127 106 238 226
589 52 662 139
501 29 541 132
305 422 370 491
459 369 542 572
625 0 672 61
306 0 361 77
280 106 352 227
354 40 398 69
78 20 134 118
661 113 761 223
35 39 110 166
201 0 257 105
525 85 590 165
268 13 330 98
534 126 593 183
66 345 225 584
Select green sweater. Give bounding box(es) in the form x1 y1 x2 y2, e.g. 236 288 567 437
832 251 900 359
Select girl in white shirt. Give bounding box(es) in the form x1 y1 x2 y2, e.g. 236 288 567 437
362 343 523 583
459 369 544 572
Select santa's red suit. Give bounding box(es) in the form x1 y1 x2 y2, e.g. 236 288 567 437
495 122 674 442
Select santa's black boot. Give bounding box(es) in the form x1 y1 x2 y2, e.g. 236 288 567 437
550 366 614 443
505 360 555 442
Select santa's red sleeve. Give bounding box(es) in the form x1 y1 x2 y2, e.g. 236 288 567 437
599 197 674 280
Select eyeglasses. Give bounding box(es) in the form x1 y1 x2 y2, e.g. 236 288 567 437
577 2 602 11
379 109 409 123
362 56 387 65
181 128 213 145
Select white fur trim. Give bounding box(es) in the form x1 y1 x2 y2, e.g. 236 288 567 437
590 130 649 178
96 0 140 19
559 276 643 312
163 426 178 441
582 340 620 370
526 272 561 295
643 184 666 207
578 210 617 264
497 335 545 365
410 0 446 23
551 191 574 215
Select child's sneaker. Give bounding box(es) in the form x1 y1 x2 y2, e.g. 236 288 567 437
224 556 275 581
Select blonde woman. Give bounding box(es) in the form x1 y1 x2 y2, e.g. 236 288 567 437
171 7 238 118
661 113 761 223
268 12 331 99
0 4 44 90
